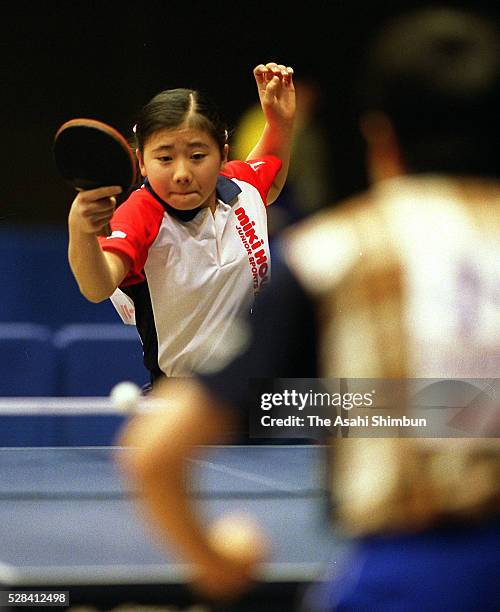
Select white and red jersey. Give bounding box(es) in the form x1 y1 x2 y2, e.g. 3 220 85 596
98 156 281 379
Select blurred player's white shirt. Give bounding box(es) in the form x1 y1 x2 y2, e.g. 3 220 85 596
284 175 500 379
99 157 280 378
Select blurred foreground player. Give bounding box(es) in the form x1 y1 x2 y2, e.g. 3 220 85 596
117 6 500 609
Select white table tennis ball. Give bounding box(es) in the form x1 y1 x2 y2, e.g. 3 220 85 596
110 381 141 413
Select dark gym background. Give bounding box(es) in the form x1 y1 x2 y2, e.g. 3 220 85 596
3 0 499 227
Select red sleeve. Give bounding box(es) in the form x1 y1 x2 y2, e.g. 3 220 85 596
98 188 164 286
221 155 282 205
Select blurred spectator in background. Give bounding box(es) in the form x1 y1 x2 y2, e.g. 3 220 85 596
232 75 334 236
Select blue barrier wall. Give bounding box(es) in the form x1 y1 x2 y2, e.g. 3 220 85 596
1 225 149 396
0 323 148 397
0 226 118 328
54 324 148 395
0 323 57 396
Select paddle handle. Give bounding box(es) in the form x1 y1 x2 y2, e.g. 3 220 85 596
99 223 112 237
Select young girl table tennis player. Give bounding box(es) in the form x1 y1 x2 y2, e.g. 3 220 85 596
67 62 295 384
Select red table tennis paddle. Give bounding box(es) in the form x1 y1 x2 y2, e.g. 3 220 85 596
53 118 137 236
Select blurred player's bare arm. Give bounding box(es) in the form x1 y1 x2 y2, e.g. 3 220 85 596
117 379 262 600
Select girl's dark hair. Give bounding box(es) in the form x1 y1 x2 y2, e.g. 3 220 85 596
133 88 228 156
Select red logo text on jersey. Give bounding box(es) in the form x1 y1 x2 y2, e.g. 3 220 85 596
234 206 269 293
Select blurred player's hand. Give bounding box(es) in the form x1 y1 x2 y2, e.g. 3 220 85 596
68 186 121 235
192 512 269 601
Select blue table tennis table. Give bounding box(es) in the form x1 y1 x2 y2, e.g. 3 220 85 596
0 445 350 611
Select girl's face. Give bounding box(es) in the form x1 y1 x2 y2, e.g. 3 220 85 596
137 126 228 212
